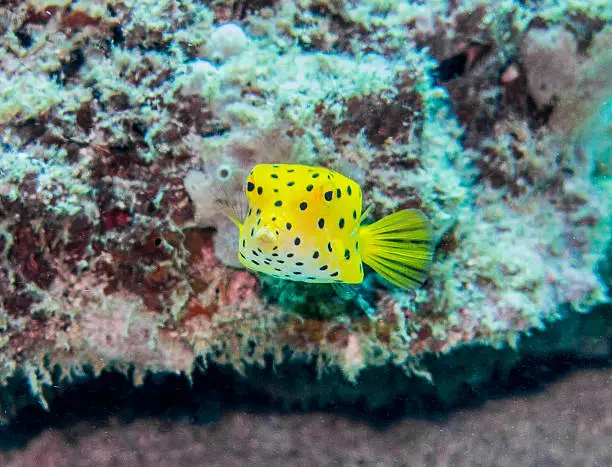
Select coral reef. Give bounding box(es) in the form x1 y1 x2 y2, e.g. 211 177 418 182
0 0 610 421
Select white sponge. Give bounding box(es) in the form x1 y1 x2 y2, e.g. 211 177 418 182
204 23 249 62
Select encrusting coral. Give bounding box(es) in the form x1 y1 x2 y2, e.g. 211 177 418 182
0 0 610 421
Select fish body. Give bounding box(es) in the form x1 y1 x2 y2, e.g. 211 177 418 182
234 163 433 289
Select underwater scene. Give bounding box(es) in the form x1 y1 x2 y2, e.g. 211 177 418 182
0 0 610 465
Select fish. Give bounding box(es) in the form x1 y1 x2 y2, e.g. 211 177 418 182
227 163 433 289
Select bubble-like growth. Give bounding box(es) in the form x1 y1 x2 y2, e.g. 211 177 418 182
216 164 233 182
203 23 250 62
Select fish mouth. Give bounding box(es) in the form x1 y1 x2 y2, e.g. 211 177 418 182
254 226 278 252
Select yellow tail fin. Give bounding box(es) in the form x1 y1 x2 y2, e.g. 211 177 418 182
358 209 433 289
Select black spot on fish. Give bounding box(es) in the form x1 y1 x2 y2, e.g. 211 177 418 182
294 237 301 246
252 250 259 256
330 271 339 277
256 208 261 215
336 188 341 198
356 241 359 250
247 182 255 192
306 184 313 192
274 189 279 193
272 165 279 168
275 200 282 207
352 210 357 220
252 260 260 265
338 218 345 229
257 248 263 253
287 181 295 186
274 268 282 272
287 169 295 173
277 260 285 264
344 249 350 260
272 217 276 222
295 262 304 266
287 253 294 258
273 246 278 250
264 260 271 265
250 227 254 237
240 252 246 259
257 218 261 226
307 276 316 280
271 173 278 179
318 218 325 229
242 239 246 248
319 265 328 271
324 191 333 201
347 186 352 196
300 202 307 211
312 173 320 178
293 271 302 275
257 186 263 195
313 251 319 259
286 222 292 230
272 253 278 257
327 242 333 252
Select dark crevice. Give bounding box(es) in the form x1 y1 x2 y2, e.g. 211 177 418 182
50 49 86 85
111 25 125 45
435 52 468 82
15 28 33 48
0 353 608 451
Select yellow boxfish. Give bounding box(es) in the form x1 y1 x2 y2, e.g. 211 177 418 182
227 163 433 289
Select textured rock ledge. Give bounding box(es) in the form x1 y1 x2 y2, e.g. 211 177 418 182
1 304 609 425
